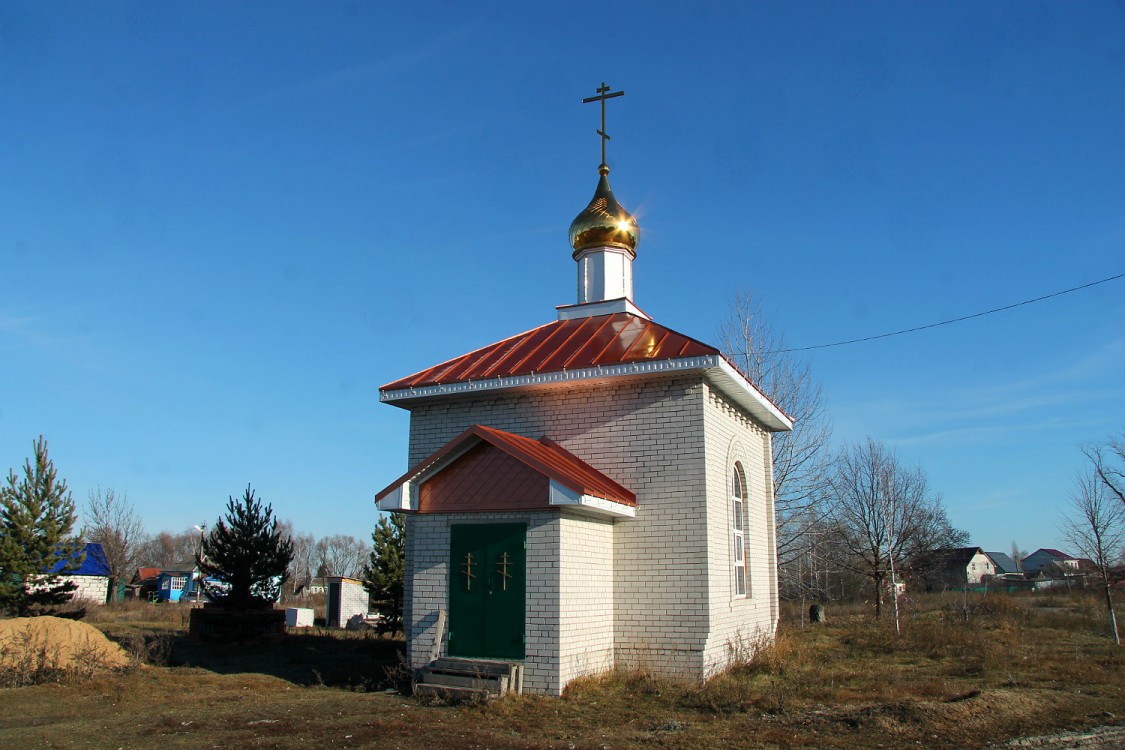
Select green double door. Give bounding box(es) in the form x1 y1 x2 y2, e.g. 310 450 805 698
448 523 526 660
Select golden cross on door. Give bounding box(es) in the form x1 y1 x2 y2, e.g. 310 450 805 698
461 552 477 591
496 552 512 591
582 82 625 169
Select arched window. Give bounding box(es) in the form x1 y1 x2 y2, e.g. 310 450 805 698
732 463 747 598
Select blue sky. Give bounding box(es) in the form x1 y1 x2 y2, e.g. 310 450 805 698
1 2 1122 555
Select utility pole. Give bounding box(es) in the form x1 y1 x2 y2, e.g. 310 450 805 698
884 504 901 636
193 523 207 607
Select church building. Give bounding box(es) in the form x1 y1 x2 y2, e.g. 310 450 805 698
376 86 792 696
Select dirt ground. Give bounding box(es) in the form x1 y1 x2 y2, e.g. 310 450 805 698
999 725 1125 749
1 595 1122 749
0 662 1120 749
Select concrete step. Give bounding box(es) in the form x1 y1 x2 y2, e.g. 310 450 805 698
422 671 505 691
416 658 523 699
429 657 515 676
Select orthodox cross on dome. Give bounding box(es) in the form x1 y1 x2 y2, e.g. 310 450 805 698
582 82 624 170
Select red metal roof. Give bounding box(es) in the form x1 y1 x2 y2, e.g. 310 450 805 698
133 567 161 584
381 313 719 392
375 424 636 507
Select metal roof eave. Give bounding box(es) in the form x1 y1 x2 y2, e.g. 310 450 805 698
380 355 793 432
704 358 793 433
548 479 636 518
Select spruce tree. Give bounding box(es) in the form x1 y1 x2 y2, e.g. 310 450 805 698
0 436 82 616
363 513 404 634
198 486 293 608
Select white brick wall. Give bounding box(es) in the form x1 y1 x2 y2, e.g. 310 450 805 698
327 577 369 628
700 385 778 675
66 576 110 605
558 512 614 687
29 575 109 605
398 372 779 691
406 377 712 680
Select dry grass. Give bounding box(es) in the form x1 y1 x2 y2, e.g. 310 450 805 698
84 598 193 636
0 619 129 687
0 591 1121 749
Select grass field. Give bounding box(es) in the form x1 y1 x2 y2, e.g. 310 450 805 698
0 591 1121 749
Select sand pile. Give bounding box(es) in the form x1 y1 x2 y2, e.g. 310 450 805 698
0 616 130 671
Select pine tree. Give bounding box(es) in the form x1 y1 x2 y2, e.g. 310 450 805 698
363 513 404 634
198 485 293 608
0 436 82 616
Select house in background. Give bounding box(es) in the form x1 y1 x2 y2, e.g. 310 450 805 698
154 562 203 603
126 567 162 600
376 114 792 695
912 547 996 590
293 576 328 597
984 551 1020 575
43 542 112 605
128 564 233 603
1021 548 1080 575
1034 559 1087 582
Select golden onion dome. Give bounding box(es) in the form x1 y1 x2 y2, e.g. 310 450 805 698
568 165 639 258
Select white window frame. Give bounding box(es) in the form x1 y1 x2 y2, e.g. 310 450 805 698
732 465 747 598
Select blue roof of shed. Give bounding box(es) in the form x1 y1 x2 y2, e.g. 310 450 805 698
49 543 112 577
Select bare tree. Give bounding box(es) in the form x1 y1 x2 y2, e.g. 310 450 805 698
277 519 317 594
83 487 145 598
136 529 199 569
1063 466 1124 645
1084 433 1125 507
314 534 370 579
825 437 967 620
291 533 316 589
720 288 834 577
1010 541 1026 572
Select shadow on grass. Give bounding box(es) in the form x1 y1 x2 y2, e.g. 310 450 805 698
164 630 406 690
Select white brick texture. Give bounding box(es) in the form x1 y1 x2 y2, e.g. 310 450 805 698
397 372 779 693
65 576 110 606
327 578 369 628
700 385 778 675
558 512 614 686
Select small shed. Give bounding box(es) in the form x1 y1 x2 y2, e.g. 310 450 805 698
127 567 162 601
155 562 201 603
48 543 112 605
326 577 368 628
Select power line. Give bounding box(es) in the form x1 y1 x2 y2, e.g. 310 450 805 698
781 272 1124 353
